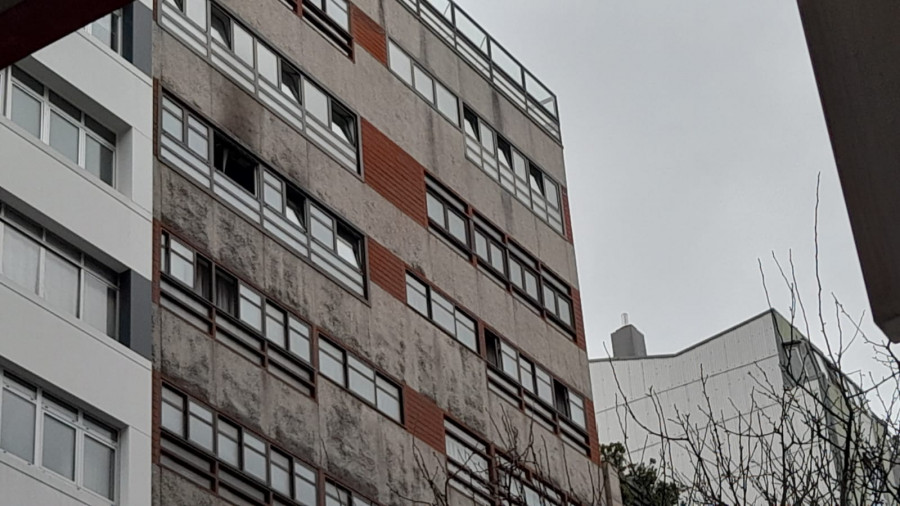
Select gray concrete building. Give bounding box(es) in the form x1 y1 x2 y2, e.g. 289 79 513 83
0 2 155 504
151 0 620 505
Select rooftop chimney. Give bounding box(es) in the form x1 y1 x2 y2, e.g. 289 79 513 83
611 313 647 358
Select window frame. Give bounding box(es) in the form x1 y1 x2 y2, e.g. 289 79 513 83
387 39 461 127
2 67 118 188
0 371 119 501
404 272 479 353
83 9 124 54
0 203 120 338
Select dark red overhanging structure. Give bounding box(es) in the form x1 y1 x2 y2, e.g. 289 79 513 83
0 0 131 68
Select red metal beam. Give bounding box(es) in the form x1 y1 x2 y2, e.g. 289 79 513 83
0 0 132 68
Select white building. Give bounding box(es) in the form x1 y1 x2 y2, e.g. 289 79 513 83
0 2 154 504
591 310 899 504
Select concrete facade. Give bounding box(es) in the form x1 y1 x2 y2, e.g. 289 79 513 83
0 1 154 504
152 0 617 505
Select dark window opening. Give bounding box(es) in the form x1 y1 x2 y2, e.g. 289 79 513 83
213 134 258 195
330 102 357 146
195 256 212 301
498 138 513 167
529 166 545 195
285 186 306 230
463 107 480 140
210 6 232 48
553 381 570 418
336 223 361 268
281 63 302 104
485 331 500 368
214 269 237 316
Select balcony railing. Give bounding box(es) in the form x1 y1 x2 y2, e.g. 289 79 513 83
399 0 561 141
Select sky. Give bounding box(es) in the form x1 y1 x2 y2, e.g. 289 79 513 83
453 0 883 375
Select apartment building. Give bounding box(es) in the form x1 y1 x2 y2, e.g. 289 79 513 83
0 1 154 505
152 0 620 505
592 310 899 504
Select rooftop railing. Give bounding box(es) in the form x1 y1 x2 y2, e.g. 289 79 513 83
399 0 562 141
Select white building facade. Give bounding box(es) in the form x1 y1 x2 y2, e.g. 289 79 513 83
591 310 899 504
0 2 154 504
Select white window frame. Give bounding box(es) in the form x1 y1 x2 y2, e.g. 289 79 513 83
1 68 118 189
0 371 119 502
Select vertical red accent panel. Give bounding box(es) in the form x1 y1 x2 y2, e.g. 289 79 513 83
561 187 574 243
403 386 447 453
368 239 408 302
350 4 387 65
585 398 602 465
572 288 587 351
361 119 428 226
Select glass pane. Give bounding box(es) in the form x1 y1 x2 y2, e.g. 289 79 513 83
90 14 115 49
233 23 255 65
388 42 412 85
413 67 434 102
310 214 334 247
49 111 80 164
270 453 291 495
435 83 459 124
188 402 214 451
426 194 443 224
217 422 239 466
161 390 184 436
347 357 375 403
288 318 311 362
295 465 318 505
83 437 115 499
303 81 329 124
162 108 182 139
448 212 466 243
42 415 76 479
265 305 286 346
281 66 302 105
2 227 40 294
11 86 42 138
430 292 455 333
210 8 231 47
319 342 345 385
44 251 79 315
83 273 116 337
405 275 428 316
242 434 267 480
376 379 401 421
0 389 36 462
85 136 114 185
326 0 348 29
257 44 278 84
239 286 262 330
185 0 207 27
336 235 358 267
187 127 208 158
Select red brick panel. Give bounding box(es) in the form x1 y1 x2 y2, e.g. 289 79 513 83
585 398 601 465
561 187 574 244
350 5 387 65
404 386 446 454
361 119 428 227
572 288 587 351
368 239 408 302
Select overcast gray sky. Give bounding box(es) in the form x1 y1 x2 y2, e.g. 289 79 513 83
454 0 881 372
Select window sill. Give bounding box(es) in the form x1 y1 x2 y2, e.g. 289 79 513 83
0 450 115 506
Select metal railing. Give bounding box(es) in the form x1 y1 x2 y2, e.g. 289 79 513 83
399 0 561 140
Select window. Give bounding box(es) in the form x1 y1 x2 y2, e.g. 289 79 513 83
484 331 589 439
426 184 469 247
404 273 478 352
159 94 366 296
462 106 564 233
326 481 373 506
387 41 461 126
84 10 122 53
0 373 118 500
3 67 117 187
308 0 349 30
318 338 403 422
0 204 119 337
445 421 491 498
160 385 321 503
213 133 258 195
424 178 575 335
